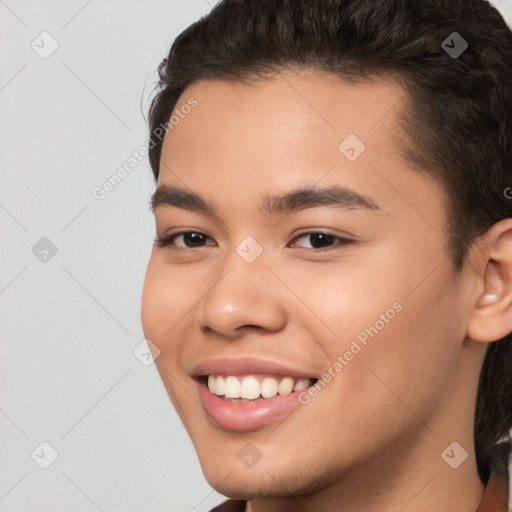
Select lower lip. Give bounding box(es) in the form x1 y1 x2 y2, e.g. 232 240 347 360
195 378 310 432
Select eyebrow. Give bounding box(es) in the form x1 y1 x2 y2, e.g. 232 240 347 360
150 184 384 216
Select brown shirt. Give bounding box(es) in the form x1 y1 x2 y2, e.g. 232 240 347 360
208 442 511 512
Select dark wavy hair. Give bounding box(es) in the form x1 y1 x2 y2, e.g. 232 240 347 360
146 0 512 485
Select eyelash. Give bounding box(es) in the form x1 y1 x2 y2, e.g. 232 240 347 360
154 230 355 252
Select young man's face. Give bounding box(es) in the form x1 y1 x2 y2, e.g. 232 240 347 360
141 69 485 500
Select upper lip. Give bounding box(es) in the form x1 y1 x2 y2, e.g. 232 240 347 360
191 358 318 379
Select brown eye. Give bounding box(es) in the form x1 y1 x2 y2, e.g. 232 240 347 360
155 231 215 248
290 232 354 251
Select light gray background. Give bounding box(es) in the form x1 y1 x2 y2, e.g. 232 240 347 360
1 1 511 511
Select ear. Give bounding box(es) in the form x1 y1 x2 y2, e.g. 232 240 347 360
467 218 512 343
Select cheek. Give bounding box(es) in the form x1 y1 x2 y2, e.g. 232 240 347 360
141 260 163 338
329 287 460 435
276 257 406 345
141 257 189 343
286 257 459 419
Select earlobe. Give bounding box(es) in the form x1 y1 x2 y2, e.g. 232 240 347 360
466 219 512 343
481 293 499 303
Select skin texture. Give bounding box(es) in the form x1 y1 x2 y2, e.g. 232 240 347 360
141 68 512 512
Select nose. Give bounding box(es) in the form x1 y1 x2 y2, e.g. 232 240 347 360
197 260 288 338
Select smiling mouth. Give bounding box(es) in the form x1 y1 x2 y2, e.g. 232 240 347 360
194 372 320 431
199 374 319 402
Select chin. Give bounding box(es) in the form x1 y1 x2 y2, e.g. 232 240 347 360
200 455 338 501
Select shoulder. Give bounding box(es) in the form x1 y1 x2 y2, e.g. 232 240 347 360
208 498 247 511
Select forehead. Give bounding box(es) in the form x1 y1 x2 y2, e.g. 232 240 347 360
174 68 405 133
157 69 446 229
161 68 410 175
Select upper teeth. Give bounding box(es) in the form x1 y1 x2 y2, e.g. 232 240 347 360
207 375 312 399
